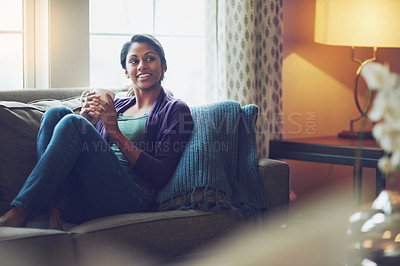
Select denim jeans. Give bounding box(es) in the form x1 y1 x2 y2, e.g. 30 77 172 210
11 106 154 223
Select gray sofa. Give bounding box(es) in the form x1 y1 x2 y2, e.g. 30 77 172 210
0 88 289 265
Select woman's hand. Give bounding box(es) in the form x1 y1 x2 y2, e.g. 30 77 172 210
94 93 121 139
80 91 101 125
96 93 141 166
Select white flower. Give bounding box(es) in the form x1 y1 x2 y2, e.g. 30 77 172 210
361 62 391 91
369 90 386 121
378 156 394 174
362 62 400 174
369 86 400 122
372 122 400 152
379 152 400 173
384 88 400 122
390 151 400 171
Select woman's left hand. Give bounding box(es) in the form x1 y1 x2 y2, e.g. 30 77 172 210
93 93 121 138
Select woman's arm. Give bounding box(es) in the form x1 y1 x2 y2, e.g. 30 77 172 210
133 102 194 189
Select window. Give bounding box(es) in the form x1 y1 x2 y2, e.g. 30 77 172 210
89 0 206 105
0 0 36 90
0 0 23 89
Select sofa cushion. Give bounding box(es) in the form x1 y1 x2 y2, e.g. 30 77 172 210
70 209 242 264
0 227 76 266
0 98 81 211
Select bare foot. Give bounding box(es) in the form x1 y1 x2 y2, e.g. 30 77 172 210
0 207 28 227
47 208 63 230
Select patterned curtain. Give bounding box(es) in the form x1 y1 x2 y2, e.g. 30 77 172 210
205 0 283 158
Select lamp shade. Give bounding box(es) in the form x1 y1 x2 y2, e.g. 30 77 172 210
314 0 400 47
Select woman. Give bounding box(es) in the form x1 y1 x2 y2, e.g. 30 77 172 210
0 34 193 229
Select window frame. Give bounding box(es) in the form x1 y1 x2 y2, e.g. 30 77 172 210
24 0 35 88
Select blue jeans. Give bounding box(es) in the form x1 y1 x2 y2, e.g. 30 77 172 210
11 107 155 223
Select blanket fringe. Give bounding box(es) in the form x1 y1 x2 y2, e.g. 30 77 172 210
157 186 266 223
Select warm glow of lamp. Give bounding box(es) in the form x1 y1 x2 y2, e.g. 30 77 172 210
315 0 400 47
314 0 400 138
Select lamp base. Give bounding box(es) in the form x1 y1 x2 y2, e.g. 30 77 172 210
338 130 374 139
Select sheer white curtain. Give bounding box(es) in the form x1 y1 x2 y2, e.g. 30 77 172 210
204 0 283 158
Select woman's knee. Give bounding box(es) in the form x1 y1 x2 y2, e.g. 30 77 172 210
41 106 74 123
58 114 93 134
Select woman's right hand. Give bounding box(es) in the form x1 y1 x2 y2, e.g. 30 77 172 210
80 91 101 125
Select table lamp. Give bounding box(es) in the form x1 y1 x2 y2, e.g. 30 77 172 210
314 0 400 139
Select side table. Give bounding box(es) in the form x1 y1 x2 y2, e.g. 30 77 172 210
269 136 385 203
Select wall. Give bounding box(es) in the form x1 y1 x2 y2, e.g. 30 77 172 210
49 0 89 88
282 0 400 203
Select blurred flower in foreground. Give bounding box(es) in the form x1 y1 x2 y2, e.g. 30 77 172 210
361 62 400 173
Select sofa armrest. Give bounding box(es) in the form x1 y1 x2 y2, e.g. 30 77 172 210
258 158 289 221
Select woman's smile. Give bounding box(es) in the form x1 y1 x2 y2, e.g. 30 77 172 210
137 73 152 81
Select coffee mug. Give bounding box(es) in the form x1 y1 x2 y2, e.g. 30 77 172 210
80 88 116 110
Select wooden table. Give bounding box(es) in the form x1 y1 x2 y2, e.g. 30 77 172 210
269 136 385 203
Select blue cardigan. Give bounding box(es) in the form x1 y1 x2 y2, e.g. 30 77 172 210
95 89 194 189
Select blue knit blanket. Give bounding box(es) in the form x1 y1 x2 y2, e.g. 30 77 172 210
156 101 268 213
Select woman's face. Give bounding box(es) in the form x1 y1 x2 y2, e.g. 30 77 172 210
125 42 166 91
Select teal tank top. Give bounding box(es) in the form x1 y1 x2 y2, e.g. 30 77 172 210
110 113 148 165
110 113 152 190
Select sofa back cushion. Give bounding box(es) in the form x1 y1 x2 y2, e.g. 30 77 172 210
0 88 87 103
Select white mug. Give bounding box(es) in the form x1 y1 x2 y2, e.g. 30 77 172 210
80 88 116 110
